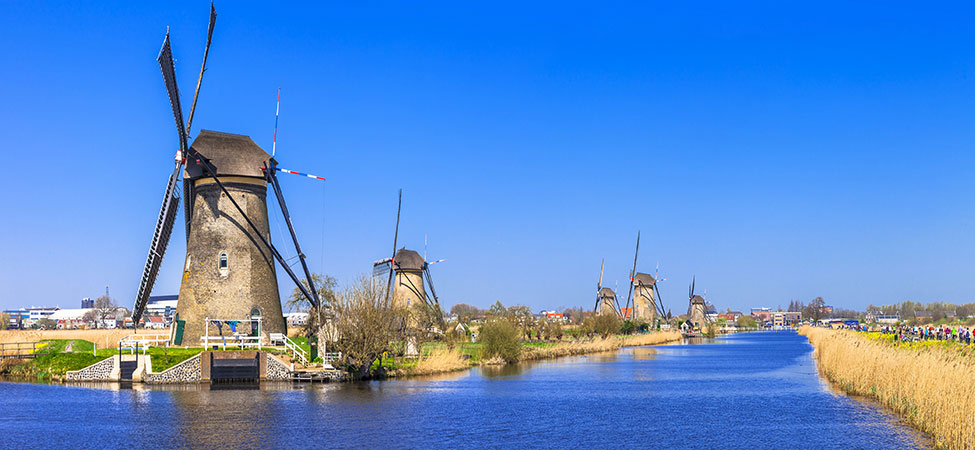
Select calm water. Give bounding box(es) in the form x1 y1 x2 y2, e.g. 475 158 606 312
0 331 928 449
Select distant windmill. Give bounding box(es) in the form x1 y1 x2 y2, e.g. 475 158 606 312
593 259 621 317
686 277 711 331
130 3 324 345
622 233 670 324
372 191 445 321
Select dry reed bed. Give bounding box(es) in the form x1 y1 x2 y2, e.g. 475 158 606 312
403 331 682 377
800 326 975 449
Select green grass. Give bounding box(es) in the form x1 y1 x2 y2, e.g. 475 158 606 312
1 340 209 379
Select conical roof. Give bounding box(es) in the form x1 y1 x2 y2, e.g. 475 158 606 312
633 272 656 287
393 248 425 272
599 288 616 298
185 130 271 179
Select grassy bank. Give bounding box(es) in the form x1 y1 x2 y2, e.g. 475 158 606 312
398 331 682 377
0 339 201 381
799 326 975 449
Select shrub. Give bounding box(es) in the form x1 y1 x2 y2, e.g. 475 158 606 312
620 320 636 335
479 319 522 363
593 313 622 338
736 315 757 328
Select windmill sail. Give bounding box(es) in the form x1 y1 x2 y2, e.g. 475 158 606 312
132 170 181 322
132 32 190 323
372 259 392 277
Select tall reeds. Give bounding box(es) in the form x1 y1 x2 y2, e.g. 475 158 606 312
400 331 683 377
521 331 682 361
410 347 469 375
800 326 975 449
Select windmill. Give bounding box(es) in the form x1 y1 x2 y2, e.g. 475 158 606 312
592 259 621 317
619 232 670 325
130 3 324 346
686 277 710 332
371 191 446 324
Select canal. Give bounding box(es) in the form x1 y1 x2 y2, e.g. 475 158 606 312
0 331 928 449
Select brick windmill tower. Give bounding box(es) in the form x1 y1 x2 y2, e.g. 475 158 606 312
592 259 621 317
130 4 324 345
687 277 709 331
371 191 446 313
631 273 657 322
386 248 426 308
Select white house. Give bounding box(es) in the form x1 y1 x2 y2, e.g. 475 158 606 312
285 312 309 327
49 308 93 329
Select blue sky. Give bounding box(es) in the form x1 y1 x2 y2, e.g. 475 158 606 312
1 1 973 313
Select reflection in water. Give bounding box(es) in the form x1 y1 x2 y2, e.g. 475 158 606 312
478 362 531 378
629 347 658 361
0 332 930 449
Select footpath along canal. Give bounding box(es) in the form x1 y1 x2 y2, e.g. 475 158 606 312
0 331 929 449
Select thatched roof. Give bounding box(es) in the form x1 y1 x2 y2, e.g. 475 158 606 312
633 272 656 287
393 248 425 272
691 295 706 304
186 130 271 179
599 288 616 298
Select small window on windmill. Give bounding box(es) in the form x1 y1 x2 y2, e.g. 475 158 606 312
218 252 229 277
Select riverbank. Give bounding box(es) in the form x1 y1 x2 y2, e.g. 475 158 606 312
0 339 199 381
800 326 975 449
401 331 682 377
2 331 683 383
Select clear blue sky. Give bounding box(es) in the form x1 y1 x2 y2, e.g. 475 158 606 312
1 1 973 314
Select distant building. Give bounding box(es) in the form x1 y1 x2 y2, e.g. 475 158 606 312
864 309 882 323
771 311 802 327
751 308 772 324
49 308 93 329
27 307 59 327
285 312 309 328
2 309 29 329
543 312 567 322
81 297 94 308
717 313 737 324
144 316 167 329
705 305 719 322
876 314 900 324
145 295 178 323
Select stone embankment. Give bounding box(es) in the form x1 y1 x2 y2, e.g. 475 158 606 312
143 354 202 384
800 326 975 449
65 355 117 382
65 351 330 384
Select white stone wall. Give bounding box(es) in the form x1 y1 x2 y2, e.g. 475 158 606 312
66 356 117 382
143 354 202 384
265 354 291 380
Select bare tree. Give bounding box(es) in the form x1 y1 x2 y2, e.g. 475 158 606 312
804 297 826 322
450 303 482 322
288 273 339 356
84 296 118 328
330 276 407 379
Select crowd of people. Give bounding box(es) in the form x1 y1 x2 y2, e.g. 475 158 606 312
878 325 974 344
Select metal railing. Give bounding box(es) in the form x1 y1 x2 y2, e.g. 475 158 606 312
119 334 170 352
200 335 264 350
0 342 48 359
283 336 309 365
